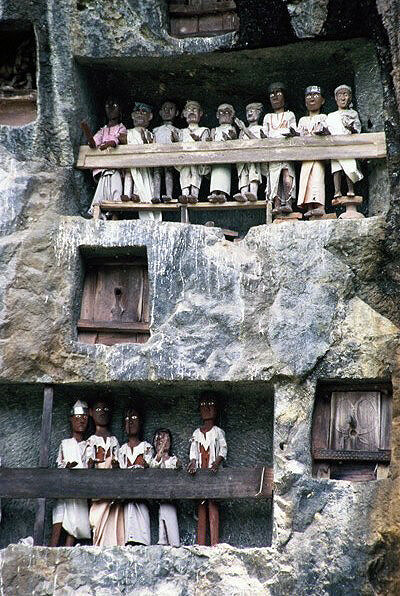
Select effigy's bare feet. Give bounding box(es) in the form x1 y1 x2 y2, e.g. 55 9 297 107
208 193 219 203
304 206 325 218
187 194 198 204
131 194 140 203
233 193 246 203
245 192 257 202
280 202 293 214
162 195 173 203
216 193 227 203
151 197 161 204
178 195 189 204
120 194 131 202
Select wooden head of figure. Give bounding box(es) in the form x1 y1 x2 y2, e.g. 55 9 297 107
124 402 144 440
304 85 325 115
90 398 112 433
182 100 203 126
268 82 286 113
216 103 235 125
245 102 263 125
159 101 178 123
334 84 353 110
70 400 89 439
104 96 121 125
131 102 153 129
198 391 220 425
153 428 172 456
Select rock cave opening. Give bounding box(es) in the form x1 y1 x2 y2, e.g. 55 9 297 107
75 37 388 231
0 381 274 549
0 20 37 127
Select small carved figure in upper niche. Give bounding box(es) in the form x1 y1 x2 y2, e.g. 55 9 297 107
85 398 124 546
208 104 237 204
86 98 127 217
263 83 297 215
176 100 211 204
326 85 364 198
234 103 268 203
50 400 91 547
120 103 162 221
295 86 328 218
152 101 180 204
187 392 227 546
150 428 181 547
118 403 154 546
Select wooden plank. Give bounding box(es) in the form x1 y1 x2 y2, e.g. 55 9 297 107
330 391 380 451
86 257 148 268
100 200 267 212
77 319 150 333
313 448 391 462
329 462 376 481
0 467 273 500
312 392 331 479
33 386 53 546
169 1 237 15
99 201 179 211
76 133 387 169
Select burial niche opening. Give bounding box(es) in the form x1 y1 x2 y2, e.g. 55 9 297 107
0 21 37 127
77 251 150 346
312 384 392 482
168 0 239 38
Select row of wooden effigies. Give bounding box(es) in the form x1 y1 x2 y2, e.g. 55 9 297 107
83 83 365 222
50 395 226 548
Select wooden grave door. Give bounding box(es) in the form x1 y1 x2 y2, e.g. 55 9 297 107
169 0 239 37
312 389 391 481
77 256 150 345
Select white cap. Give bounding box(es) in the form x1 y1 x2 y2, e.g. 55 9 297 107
70 400 88 415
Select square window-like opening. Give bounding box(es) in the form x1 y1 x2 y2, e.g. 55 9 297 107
0 20 37 127
312 382 392 481
77 249 150 346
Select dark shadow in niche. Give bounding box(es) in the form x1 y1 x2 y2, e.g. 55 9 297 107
235 0 295 49
0 20 37 127
0 381 273 549
76 246 150 346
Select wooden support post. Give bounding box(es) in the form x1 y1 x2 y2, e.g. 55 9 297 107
33 385 53 546
181 205 189 224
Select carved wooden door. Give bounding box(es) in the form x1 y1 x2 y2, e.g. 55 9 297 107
77 257 150 346
312 389 391 481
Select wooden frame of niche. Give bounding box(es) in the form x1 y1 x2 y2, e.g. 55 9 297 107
77 253 150 346
311 381 392 482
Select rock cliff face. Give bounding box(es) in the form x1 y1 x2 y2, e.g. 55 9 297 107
1 0 400 594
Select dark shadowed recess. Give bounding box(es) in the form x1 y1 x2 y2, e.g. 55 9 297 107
0 381 274 548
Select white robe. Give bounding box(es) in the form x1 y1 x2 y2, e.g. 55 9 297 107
263 111 296 201
210 124 236 195
176 126 211 190
189 426 228 469
52 438 91 539
150 454 181 547
326 109 364 183
297 114 327 207
127 127 162 221
237 125 269 188
119 441 154 545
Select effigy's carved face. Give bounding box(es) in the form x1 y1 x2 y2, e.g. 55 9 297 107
105 100 120 121
132 108 152 128
246 105 262 123
269 89 285 111
216 106 234 125
160 102 177 122
183 104 202 125
336 90 352 109
125 409 141 436
305 92 324 112
200 399 217 422
70 413 88 434
154 430 171 453
91 401 110 427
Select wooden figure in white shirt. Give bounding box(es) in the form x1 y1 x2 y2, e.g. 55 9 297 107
187 393 227 546
208 103 237 204
50 400 91 547
150 428 181 547
118 405 153 545
86 399 124 547
234 103 268 203
152 101 180 204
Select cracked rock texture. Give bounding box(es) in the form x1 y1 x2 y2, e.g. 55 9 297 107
1 0 400 594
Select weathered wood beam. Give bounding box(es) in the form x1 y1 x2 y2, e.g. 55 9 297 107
77 319 150 333
313 448 391 462
99 200 267 211
76 133 386 169
169 1 237 15
0 467 273 500
33 385 53 546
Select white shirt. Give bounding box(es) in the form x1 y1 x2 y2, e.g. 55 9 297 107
297 113 327 136
84 435 120 463
57 438 87 469
153 123 180 144
179 126 210 143
118 441 153 469
326 109 361 135
263 110 296 138
127 127 153 145
189 426 228 469
150 454 180 469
